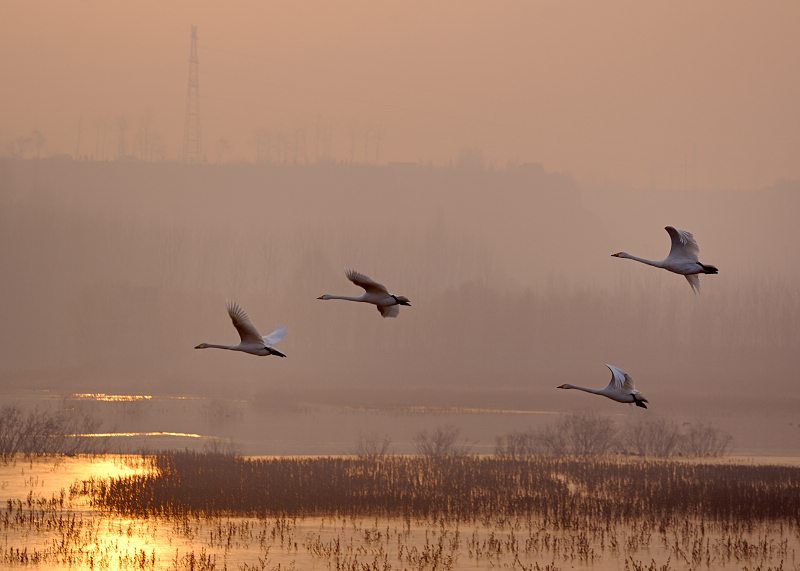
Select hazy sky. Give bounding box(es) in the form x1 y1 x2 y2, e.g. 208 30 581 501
2 1 799 189
2 3 800 454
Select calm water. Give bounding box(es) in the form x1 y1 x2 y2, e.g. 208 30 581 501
0 455 797 570
4 388 800 457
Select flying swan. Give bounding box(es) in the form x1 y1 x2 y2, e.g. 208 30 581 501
612 226 718 293
317 269 411 318
557 364 648 408
195 302 287 357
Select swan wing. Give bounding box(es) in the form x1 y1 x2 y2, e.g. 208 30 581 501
685 274 700 294
226 302 264 345
665 226 700 262
346 269 389 295
378 304 400 318
622 372 637 393
604 363 632 392
262 325 288 346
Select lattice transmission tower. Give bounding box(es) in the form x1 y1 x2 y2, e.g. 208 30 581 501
182 25 202 162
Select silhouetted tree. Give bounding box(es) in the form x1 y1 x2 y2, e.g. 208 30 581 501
355 433 392 461
414 425 472 459
679 421 732 457
494 429 544 459
621 415 683 457
538 413 616 457
0 405 102 462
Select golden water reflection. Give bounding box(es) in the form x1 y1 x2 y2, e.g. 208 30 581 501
70 431 206 438
71 393 153 402
1 455 798 570
0 455 151 502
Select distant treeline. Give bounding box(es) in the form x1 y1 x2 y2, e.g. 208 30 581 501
495 414 732 459
360 415 732 460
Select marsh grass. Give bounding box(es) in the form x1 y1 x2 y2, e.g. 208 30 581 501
1 453 797 570
86 452 800 524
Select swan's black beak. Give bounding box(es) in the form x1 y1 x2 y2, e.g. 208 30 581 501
316 295 324 300
556 384 566 389
610 253 620 257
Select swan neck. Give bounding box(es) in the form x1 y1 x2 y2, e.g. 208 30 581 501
325 295 365 302
206 343 234 350
567 385 605 396
625 254 664 268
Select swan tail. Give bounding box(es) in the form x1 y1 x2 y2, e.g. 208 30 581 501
634 400 648 409
698 262 719 274
267 347 287 358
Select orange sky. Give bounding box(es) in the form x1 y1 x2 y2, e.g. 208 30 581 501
1 1 799 189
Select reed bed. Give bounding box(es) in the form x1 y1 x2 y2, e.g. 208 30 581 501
2 453 797 570
85 452 800 525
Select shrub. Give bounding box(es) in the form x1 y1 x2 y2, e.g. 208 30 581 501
0 405 103 462
621 415 683 457
413 425 472 459
494 429 543 459
355 433 392 461
679 421 732 457
496 414 733 460
539 413 617 457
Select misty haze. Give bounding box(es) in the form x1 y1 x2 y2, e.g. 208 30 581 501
1 2 799 570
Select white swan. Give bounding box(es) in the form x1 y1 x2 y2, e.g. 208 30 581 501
612 226 718 293
195 302 287 357
317 269 411 318
557 364 648 408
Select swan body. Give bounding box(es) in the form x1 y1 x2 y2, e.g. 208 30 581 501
612 226 718 293
195 302 287 357
557 364 648 408
317 269 411 318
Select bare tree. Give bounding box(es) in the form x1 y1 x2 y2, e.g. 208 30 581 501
494 429 544 459
355 432 392 461
0 405 103 462
621 415 683 457
413 425 472 459
538 413 617 457
498 415 733 459
679 421 732 457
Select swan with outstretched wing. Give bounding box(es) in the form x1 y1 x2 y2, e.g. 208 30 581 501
612 226 718 293
557 364 648 408
317 269 411 318
195 302 287 357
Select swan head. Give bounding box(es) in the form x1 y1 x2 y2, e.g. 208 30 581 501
611 252 629 258
317 295 330 300
194 343 209 349
556 384 572 389
394 295 411 306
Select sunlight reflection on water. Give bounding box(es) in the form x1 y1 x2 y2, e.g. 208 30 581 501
0 455 798 570
70 431 207 438
71 393 154 402
0 455 151 502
